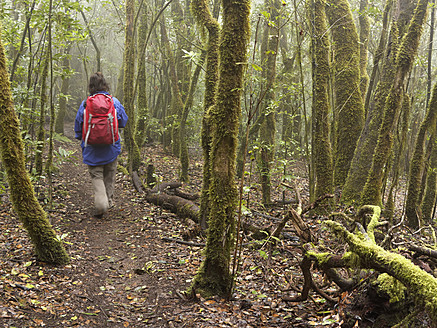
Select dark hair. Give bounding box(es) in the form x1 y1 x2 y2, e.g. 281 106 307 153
88 72 110 95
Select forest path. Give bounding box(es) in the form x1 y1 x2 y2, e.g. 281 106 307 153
47 121 194 326
0 121 321 328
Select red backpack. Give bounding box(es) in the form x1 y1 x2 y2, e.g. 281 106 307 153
82 93 119 147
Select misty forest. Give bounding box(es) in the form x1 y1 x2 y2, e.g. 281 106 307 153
1 0 437 327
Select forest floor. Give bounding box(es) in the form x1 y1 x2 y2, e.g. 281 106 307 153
0 122 432 328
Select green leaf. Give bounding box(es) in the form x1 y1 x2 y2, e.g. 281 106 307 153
251 63 262 71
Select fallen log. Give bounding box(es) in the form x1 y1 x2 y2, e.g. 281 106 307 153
145 191 200 223
322 207 437 323
409 244 437 260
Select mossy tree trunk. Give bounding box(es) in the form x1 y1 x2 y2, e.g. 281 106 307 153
359 0 370 105
160 12 205 182
172 0 191 104
361 0 429 207
160 15 185 153
45 0 55 206
123 0 141 173
342 0 416 203
278 27 297 147
115 63 124 103
309 0 333 200
421 136 437 221
258 0 280 205
293 0 312 199
190 0 250 298
425 0 435 108
405 82 437 227
191 0 220 229
0 26 69 265
170 0 192 157
364 0 393 112
54 46 71 135
34 45 49 177
325 0 365 189
135 4 148 148
179 51 206 182
385 93 410 221
322 210 437 323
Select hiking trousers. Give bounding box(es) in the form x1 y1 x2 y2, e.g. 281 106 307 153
88 159 117 216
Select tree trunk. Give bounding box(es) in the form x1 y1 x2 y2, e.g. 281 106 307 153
45 0 55 207
179 52 206 182
421 137 437 221
361 0 429 207
123 0 141 173
35 45 49 176
0 27 69 265
170 0 192 157
160 15 185 155
325 0 365 188
79 7 101 72
405 82 437 227
258 0 280 205
385 93 410 221
341 0 395 203
359 0 370 104
54 46 71 135
309 0 333 200
9 0 35 83
191 0 220 229
425 0 435 108
190 0 250 298
135 4 148 148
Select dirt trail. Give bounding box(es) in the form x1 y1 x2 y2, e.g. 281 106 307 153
54 124 194 326
0 122 310 328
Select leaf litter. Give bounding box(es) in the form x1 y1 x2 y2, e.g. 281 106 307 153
0 125 389 328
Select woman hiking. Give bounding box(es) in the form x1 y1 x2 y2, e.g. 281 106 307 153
74 72 128 217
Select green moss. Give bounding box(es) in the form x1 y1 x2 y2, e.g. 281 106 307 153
359 0 370 104
123 0 141 172
421 145 437 221
135 5 149 147
325 219 437 322
189 0 251 298
406 83 437 227
307 251 332 265
325 0 365 188
361 0 428 208
310 0 333 200
191 0 220 226
117 164 129 176
0 25 69 265
375 273 406 304
341 21 398 204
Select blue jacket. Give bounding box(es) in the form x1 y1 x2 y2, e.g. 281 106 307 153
74 92 128 166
